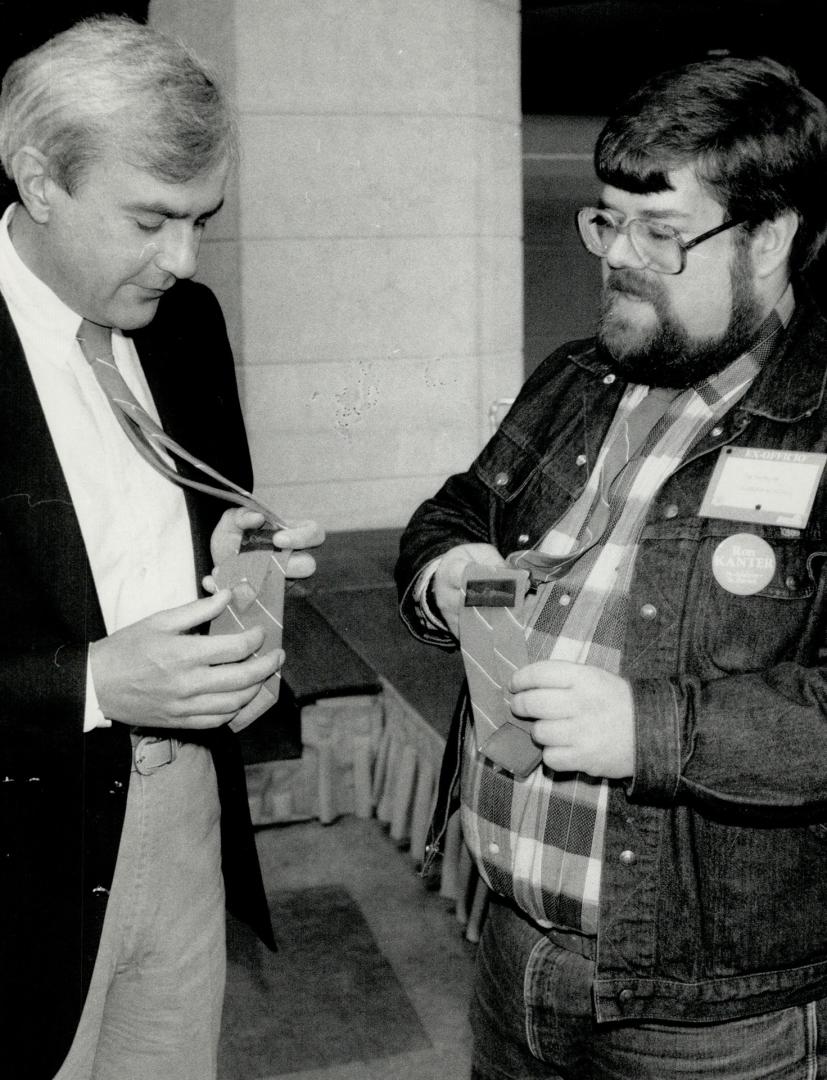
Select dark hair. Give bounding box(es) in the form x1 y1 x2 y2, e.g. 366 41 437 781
0 15 236 193
595 55 827 270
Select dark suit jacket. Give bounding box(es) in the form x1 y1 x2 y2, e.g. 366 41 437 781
0 279 275 1078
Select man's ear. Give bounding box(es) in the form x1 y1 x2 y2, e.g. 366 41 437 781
750 210 799 279
10 146 55 224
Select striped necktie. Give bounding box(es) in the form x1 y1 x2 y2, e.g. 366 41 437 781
77 318 289 727
76 319 286 527
458 564 541 777
458 386 677 775
508 386 677 588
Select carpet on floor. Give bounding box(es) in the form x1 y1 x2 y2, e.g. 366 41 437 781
219 884 431 1078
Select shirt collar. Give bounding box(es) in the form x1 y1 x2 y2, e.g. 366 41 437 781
0 203 84 362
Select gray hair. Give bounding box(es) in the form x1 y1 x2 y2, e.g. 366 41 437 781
0 15 236 192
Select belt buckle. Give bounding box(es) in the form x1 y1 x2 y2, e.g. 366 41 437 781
133 735 177 775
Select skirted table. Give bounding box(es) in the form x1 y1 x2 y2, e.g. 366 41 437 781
238 528 489 939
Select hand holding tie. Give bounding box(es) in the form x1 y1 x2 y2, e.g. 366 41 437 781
431 542 506 638
208 509 325 584
89 590 282 729
509 660 636 779
77 318 326 731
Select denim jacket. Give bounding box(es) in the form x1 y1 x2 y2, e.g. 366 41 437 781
396 290 827 1023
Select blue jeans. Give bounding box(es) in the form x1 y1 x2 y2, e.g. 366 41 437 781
471 897 827 1080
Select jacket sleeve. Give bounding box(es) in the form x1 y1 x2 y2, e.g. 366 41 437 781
395 345 587 647
629 662 827 823
395 462 496 646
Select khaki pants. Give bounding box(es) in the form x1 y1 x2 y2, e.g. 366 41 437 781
55 738 226 1080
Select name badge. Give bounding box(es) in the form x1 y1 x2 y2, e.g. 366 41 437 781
698 446 826 530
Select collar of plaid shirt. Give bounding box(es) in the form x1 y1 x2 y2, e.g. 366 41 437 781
460 297 790 937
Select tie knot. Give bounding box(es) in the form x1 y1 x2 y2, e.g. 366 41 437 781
77 318 114 364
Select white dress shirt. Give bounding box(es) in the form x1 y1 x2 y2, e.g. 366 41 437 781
0 204 197 730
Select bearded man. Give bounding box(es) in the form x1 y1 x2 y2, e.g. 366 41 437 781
396 55 827 1079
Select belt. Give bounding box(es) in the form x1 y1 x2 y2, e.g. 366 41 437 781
130 733 181 775
545 927 597 961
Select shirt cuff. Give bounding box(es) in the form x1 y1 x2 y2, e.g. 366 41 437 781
414 557 449 632
84 653 112 732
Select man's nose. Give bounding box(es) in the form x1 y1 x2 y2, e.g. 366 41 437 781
154 225 201 280
604 228 646 271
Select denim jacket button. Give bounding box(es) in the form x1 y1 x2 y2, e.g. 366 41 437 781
617 988 635 1006
603 373 616 385
785 575 798 591
640 603 657 620
494 472 509 487
575 454 588 467
518 533 530 544
710 425 724 438
663 504 679 519
619 849 637 866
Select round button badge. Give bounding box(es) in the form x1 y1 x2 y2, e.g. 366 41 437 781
712 533 776 596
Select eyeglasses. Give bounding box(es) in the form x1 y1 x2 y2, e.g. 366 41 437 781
576 206 745 275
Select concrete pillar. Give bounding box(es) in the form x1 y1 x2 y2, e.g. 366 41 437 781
150 0 523 530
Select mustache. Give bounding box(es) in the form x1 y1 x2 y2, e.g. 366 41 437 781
604 269 663 303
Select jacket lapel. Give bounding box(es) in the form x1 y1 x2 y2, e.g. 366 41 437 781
0 295 106 639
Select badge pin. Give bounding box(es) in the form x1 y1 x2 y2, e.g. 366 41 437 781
712 533 776 596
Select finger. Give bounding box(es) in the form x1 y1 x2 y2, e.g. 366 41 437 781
201 625 268 664
170 682 269 725
151 590 233 633
237 509 266 530
540 745 582 774
438 560 467 590
531 718 577 747
455 543 507 570
510 660 575 694
175 647 280 701
283 552 317 579
509 688 575 721
208 650 281 693
202 574 218 595
273 520 325 550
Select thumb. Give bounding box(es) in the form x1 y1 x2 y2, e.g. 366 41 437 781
151 589 232 633
476 547 508 567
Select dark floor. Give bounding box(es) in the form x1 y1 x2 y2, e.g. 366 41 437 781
221 815 477 1079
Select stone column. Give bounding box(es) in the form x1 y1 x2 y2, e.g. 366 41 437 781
150 0 523 530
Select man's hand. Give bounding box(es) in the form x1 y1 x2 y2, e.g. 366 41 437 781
431 542 506 638
209 508 325 580
509 660 636 779
89 590 283 729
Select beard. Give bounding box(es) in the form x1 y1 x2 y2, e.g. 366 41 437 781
597 247 765 388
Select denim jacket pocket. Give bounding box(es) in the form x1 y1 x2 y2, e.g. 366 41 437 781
684 525 827 675
473 429 585 551
473 429 542 505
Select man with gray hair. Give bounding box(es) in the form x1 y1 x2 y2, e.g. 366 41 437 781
0 16 321 1079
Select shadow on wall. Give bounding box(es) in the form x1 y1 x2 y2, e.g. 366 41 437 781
523 115 604 377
